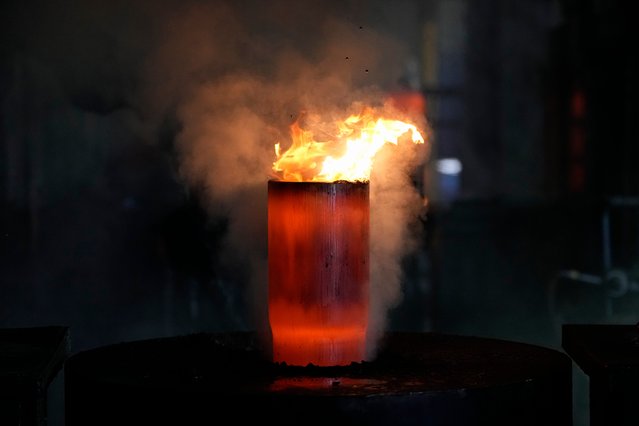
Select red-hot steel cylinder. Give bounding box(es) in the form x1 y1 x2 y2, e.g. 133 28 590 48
268 180 369 366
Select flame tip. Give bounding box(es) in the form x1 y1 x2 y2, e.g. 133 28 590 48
273 109 425 182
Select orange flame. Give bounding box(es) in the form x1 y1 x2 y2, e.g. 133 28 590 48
272 108 424 182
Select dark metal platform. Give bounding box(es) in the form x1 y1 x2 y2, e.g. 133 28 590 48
66 332 571 425
563 324 639 426
0 326 69 426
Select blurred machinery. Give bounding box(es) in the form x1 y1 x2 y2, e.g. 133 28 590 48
549 197 639 331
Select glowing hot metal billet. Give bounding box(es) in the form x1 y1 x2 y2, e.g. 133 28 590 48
268 108 424 366
268 180 369 366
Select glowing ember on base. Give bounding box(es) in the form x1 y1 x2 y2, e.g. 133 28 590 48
268 108 424 366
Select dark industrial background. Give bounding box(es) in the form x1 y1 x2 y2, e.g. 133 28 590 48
1 1 638 425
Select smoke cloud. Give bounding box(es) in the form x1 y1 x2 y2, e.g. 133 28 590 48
166 1 427 354
5 0 428 355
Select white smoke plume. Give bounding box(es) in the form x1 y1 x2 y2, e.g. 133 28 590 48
5 0 429 355
149 0 428 354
